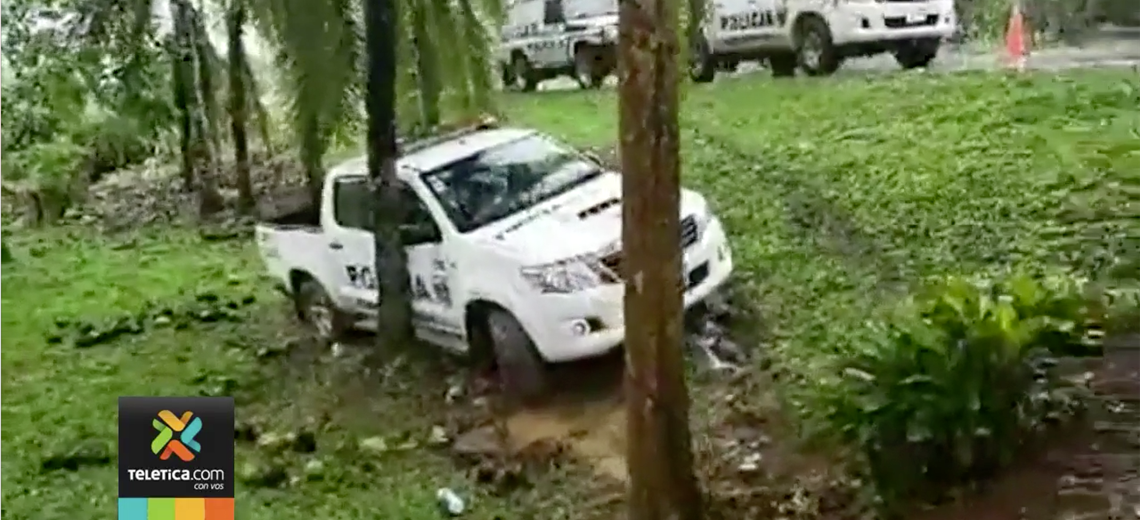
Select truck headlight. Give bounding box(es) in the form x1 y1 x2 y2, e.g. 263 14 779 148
520 256 604 294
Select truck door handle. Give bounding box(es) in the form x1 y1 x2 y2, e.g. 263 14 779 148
329 242 343 250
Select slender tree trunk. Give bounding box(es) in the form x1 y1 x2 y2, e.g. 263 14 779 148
457 0 494 114
227 0 254 213
366 0 413 348
618 0 702 516
411 1 441 128
300 112 324 208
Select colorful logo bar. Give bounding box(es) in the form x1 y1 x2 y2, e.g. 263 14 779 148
118 497 233 520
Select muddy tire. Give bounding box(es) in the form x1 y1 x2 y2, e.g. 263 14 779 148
486 310 547 402
294 279 350 344
689 38 716 83
511 54 539 92
795 16 842 76
894 38 940 69
573 46 606 89
769 52 797 77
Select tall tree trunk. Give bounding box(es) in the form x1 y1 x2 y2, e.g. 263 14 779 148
411 0 441 128
180 0 224 216
172 31 196 192
618 0 702 516
227 0 254 213
191 1 223 158
365 0 413 348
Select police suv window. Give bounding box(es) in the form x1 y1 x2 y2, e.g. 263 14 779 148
333 176 372 230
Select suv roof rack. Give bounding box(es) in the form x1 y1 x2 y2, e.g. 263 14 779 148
398 116 501 155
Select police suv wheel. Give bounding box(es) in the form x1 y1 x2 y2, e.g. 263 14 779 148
689 39 716 83
796 16 842 76
894 38 940 69
486 310 548 402
574 46 605 89
511 55 538 92
295 279 350 344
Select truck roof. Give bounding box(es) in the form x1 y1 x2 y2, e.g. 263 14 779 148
329 127 537 180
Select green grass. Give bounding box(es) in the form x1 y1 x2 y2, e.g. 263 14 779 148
3 68 1137 518
0 228 607 519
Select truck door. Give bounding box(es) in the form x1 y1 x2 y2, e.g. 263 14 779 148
399 185 466 345
713 0 753 52
325 175 380 313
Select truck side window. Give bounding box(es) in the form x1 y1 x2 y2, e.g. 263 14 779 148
543 0 564 25
400 184 441 239
333 176 372 230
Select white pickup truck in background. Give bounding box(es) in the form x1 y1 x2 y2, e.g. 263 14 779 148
255 122 735 397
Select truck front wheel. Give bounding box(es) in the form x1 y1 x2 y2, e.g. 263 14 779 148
795 16 842 76
295 279 350 344
573 45 610 89
486 310 548 403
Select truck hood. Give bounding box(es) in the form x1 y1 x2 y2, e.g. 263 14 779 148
474 172 709 264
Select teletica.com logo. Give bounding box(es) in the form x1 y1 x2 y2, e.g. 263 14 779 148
151 410 202 462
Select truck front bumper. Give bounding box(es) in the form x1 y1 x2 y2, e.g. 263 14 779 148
830 4 956 46
518 217 734 363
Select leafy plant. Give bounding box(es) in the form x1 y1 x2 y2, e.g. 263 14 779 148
813 273 1099 513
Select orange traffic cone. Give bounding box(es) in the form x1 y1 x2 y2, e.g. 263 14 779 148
1004 2 1028 71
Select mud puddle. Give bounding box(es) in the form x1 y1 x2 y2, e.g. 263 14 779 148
478 301 750 483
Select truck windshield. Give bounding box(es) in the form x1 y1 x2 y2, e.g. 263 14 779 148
422 134 603 233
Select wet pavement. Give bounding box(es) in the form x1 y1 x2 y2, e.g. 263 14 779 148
531 27 1140 92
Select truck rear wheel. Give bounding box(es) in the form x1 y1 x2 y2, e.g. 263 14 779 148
511 54 539 92
795 16 842 76
689 38 716 83
486 310 548 403
295 279 350 344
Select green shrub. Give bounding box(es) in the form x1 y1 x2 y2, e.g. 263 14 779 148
812 273 1101 513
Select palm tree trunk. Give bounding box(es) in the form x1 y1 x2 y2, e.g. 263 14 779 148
365 0 413 348
228 0 254 213
411 0 441 128
618 0 701 516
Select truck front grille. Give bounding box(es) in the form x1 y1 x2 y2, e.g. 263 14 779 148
884 14 939 28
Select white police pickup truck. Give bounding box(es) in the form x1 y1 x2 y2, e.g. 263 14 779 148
255 122 734 396
690 0 957 80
